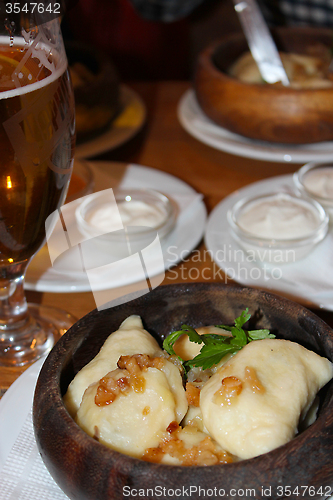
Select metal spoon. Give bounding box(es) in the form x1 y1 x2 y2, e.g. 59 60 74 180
233 0 290 85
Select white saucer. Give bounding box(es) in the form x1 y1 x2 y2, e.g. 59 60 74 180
178 90 333 164
75 86 146 159
205 174 333 311
25 163 206 293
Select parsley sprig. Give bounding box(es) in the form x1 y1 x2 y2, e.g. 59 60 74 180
163 308 275 371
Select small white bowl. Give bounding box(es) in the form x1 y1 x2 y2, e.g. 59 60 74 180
228 192 328 264
294 162 333 223
76 188 176 255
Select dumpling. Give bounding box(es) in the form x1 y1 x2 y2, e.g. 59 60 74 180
200 339 333 460
158 354 188 422
76 355 187 457
64 315 161 416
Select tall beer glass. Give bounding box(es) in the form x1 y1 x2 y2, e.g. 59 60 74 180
0 9 76 366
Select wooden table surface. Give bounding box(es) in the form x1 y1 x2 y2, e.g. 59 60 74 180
1 80 332 393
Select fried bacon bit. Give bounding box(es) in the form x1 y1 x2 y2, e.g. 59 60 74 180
142 425 233 466
95 354 166 407
185 382 201 407
142 406 150 416
117 354 164 372
117 377 130 391
213 376 243 406
244 366 265 394
167 421 180 434
142 447 165 463
95 375 122 406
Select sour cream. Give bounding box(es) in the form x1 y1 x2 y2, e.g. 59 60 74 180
76 189 176 252
87 200 168 232
302 167 333 200
236 193 322 240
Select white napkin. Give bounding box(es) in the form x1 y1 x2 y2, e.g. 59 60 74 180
274 231 333 303
221 230 333 311
0 410 68 500
243 230 333 310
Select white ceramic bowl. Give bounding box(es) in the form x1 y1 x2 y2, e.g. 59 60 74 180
76 188 176 255
294 162 333 223
228 192 328 263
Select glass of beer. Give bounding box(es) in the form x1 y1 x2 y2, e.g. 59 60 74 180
0 9 76 366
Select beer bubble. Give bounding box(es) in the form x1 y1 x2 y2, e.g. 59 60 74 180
33 158 40 166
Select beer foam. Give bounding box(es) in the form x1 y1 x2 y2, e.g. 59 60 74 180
0 34 67 100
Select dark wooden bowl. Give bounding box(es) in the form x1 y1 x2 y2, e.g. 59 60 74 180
33 283 333 500
194 27 333 144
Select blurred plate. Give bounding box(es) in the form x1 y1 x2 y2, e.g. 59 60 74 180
205 174 333 311
178 89 333 164
75 86 146 159
26 163 206 293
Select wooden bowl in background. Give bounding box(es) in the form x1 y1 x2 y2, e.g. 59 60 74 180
33 283 333 500
194 27 333 144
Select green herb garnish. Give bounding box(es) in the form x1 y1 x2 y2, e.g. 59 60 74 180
163 308 275 371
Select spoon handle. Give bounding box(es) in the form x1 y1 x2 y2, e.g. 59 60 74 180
233 0 290 85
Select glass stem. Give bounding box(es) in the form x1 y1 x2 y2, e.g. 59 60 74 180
0 261 29 332
0 260 57 366
0 260 40 360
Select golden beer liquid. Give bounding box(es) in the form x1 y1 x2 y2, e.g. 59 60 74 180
0 44 75 265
